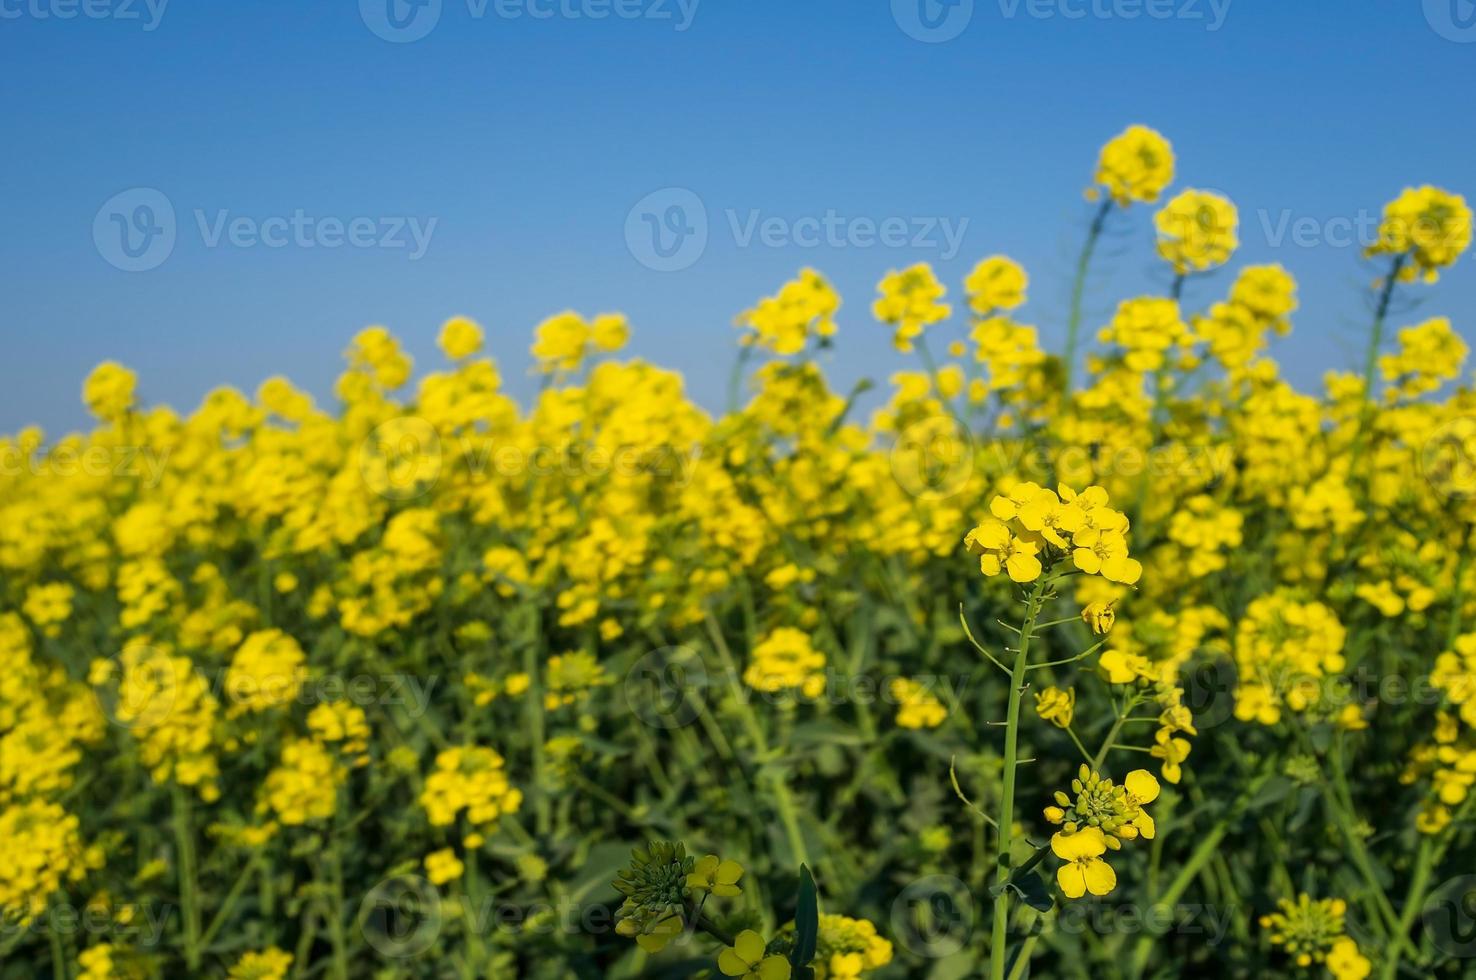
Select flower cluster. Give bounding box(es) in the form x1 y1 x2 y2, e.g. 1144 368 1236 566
419 745 523 829
1260 895 1370 980
745 627 827 699
966 482 1141 585
1044 767 1160 898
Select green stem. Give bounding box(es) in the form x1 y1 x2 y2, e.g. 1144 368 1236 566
171 787 202 970
1061 199 1113 398
198 853 265 951
1127 770 1271 977
989 580 1048 980
522 612 551 837
1380 837 1436 980
1447 541 1469 648
1090 702 1133 772
704 613 810 868
1351 254 1406 477
49 929 66 980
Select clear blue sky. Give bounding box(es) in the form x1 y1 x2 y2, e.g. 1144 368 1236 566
4 0 1474 434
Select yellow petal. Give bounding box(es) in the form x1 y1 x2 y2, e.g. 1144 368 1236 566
1135 812 1156 841
1056 862 1087 899
718 949 751 976
1051 828 1106 860
757 956 793 980
1006 551 1042 583
1125 769 1160 804
1083 857 1117 896
733 929 766 964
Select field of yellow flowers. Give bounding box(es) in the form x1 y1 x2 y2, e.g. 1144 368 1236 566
3 126 1476 980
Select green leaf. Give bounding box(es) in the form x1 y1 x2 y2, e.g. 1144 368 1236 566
791 864 819 969
1013 871 1054 913
988 843 1050 898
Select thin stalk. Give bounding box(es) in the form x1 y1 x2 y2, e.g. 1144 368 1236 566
1127 770 1271 978
1379 837 1436 980
1351 254 1407 476
1061 199 1113 398
704 613 810 868
171 787 202 970
989 579 1048 980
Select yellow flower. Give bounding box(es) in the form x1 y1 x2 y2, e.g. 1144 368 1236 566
590 313 630 352
686 855 744 897
437 316 484 360
744 628 827 699
736 269 841 355
1034 686 1075 728
965 255 1028 314
1081 601 1115 635
227 948 293 980
1051 827 1116 899
1327 937 1371 980
1098 296 1193 374
718 930 791 980
1366 185 1472 282
891 678 948 729
1154 188 1238 273
424 848 465 885
873 263 950 353
1092 125 1175 206
964 519 1042 583
82 361 137 421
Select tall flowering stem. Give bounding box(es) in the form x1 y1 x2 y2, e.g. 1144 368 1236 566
1061 198 1113 399
989 575 1051 980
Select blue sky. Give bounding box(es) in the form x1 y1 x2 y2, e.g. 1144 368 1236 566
3 0 1474 434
